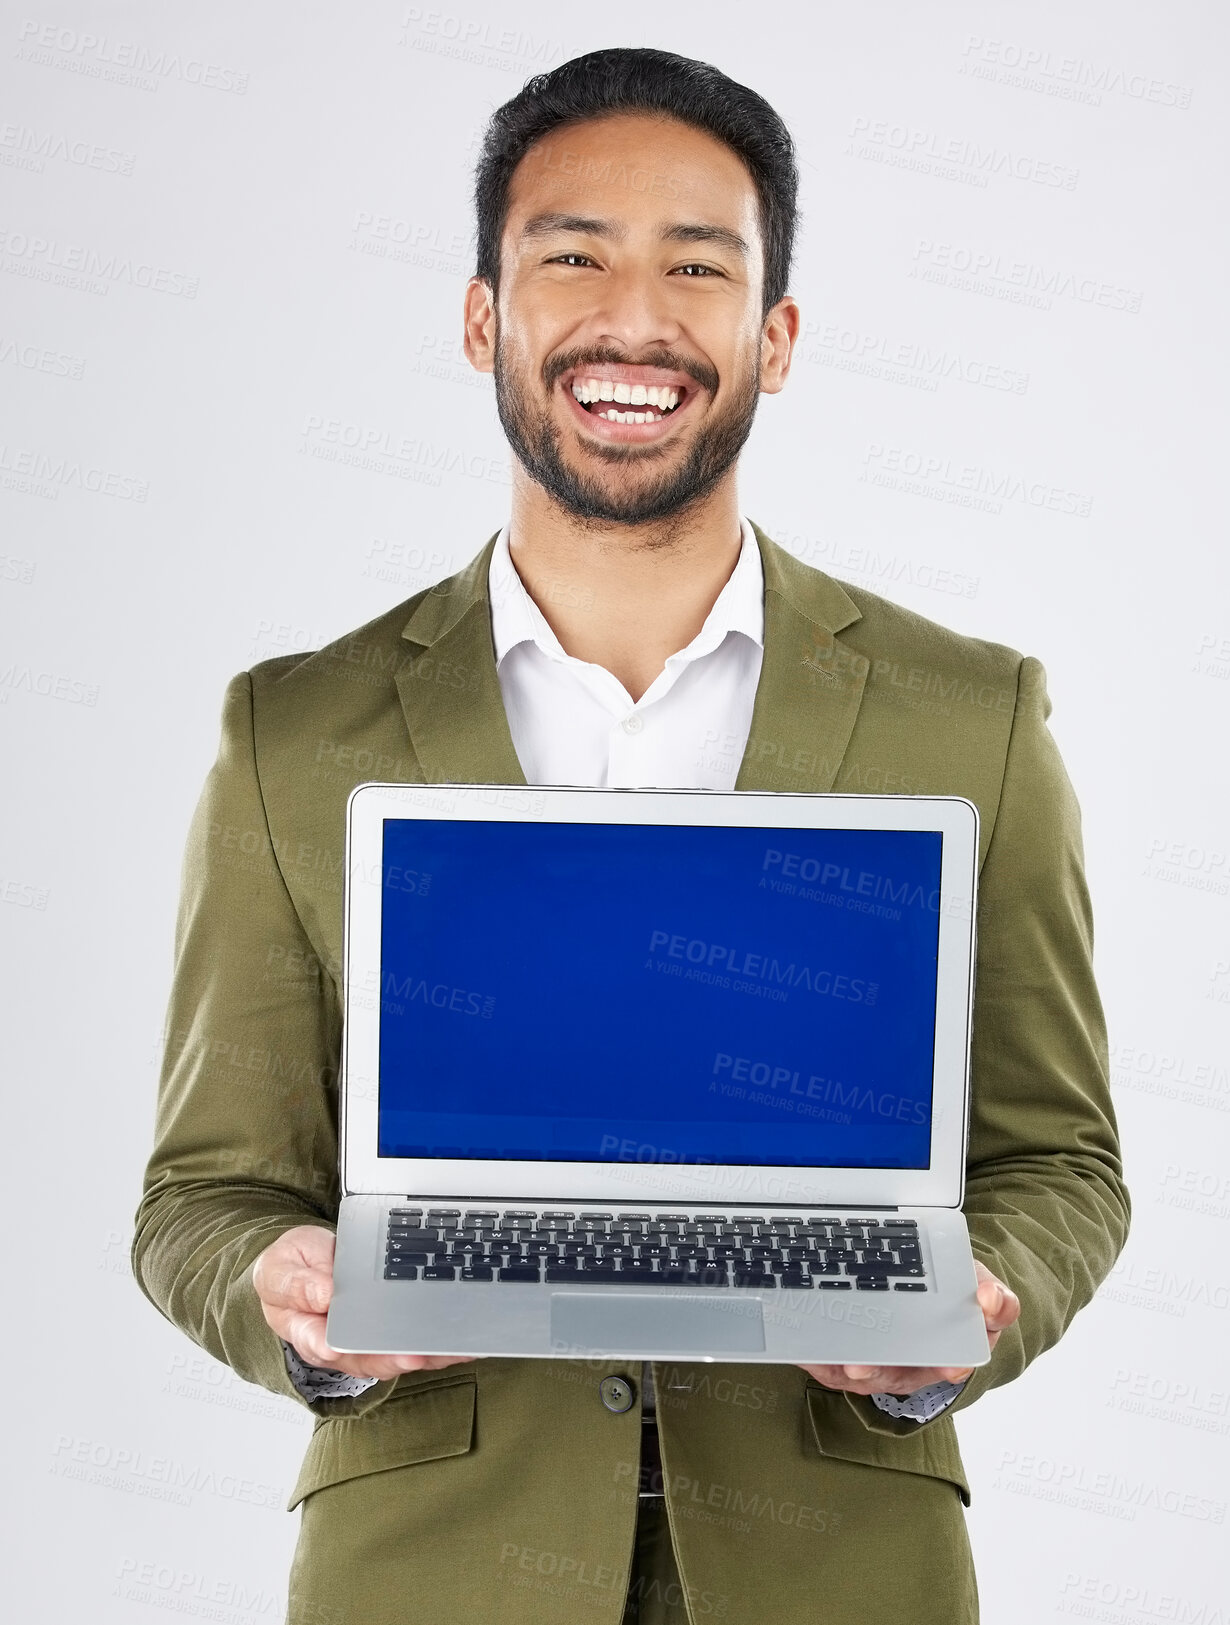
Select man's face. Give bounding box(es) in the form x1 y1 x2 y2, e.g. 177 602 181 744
483 112 778 527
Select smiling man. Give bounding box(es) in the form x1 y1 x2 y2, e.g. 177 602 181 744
133 46 1129 1625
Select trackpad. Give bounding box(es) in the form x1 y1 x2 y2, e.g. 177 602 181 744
550 1292 765 1355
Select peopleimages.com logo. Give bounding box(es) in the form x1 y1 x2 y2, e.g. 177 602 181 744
647 930 877 1005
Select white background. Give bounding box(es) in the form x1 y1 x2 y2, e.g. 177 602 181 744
2 2 1227 1621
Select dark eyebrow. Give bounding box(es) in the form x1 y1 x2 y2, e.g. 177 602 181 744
520 212 749 260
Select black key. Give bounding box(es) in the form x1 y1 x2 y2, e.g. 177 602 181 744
503 1210 538 1220
732 1215 766 1224
426 1209 461 1220
544 1265 589 1283
497 1266 542 1283
854 1277 890 1291
600 1244 635 1260
563 1241 598 1257
750 1246 782 1261
618 1213 653 1221
675 1245 710 1261
638 1245 672 1260
817 1280 852 1290
658 1266 695 1285
460 1265 494 1282
541 1211 575 1220
694 1215 728 1224
525 1242 560 1257
388 1228 441 1246
731 1270 777 1289
693 1265 729 1287
389 1207 423 1218
779 1268 813 1289
658 1214 691 1222
611 1267 662 1284
885 1220 919 1229
894 1282 928 1291
464 1210 499 1218
712 1245 746 1260
577 1212 613 1222
383 1264 418 1279
422 1265 456 1280
386 1247 432 1265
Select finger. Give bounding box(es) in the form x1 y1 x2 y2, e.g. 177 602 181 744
256 1258 333 1315
842 1365 944 1394
287 1226 338 1270
977 1276 1021 1332
280 1310 441 1379
796 1364 853 1388
798 1363 918 1395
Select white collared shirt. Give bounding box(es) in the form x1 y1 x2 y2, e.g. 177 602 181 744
488 516 764 789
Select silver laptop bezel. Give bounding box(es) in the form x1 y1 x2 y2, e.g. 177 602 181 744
339 783 977 1211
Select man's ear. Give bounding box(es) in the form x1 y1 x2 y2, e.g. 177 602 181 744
463 277 497 374
760 295 800 395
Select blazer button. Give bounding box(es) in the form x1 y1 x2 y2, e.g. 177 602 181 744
599 1375 635 1413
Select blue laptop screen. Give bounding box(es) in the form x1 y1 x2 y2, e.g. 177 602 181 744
375 818 943 1169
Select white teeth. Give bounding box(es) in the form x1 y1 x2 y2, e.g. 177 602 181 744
571 378 685 420
598 408 666 424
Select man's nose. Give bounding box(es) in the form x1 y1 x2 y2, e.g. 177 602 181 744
588 265 685 354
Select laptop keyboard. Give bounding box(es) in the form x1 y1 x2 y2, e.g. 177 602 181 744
382 1208 928 1290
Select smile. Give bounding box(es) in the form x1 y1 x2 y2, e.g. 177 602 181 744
560 369 700 442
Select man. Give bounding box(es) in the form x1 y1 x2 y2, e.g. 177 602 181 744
133 46 1130 1625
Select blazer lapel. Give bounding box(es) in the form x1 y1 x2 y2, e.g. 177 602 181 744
394 533 528 786
735 521 869 793
394 520 869 795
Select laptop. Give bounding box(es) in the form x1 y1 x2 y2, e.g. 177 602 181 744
326 783 991 1369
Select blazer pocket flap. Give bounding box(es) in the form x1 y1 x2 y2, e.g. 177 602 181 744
805 1384 971 1507
287 1379 476 1510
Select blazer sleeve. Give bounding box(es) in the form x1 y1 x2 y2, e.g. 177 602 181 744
130 671 400 1418
848 653 1131 1436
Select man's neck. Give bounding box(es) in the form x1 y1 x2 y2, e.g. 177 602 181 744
504 477 745 703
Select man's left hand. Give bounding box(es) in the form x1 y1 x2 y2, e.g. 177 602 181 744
797 1260 1020 1395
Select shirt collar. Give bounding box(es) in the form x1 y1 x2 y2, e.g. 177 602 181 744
488 516 764 672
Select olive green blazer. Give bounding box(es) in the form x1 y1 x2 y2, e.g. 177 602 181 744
132 522 1129 1625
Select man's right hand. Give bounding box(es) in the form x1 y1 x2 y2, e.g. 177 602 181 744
253 1224 475 1380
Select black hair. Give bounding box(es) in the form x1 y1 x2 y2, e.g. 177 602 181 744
472 46 799 318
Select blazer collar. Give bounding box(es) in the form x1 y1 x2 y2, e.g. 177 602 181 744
394 520 868 792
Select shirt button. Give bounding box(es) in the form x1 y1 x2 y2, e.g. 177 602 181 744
621 714 644 734
599 1375 635 1413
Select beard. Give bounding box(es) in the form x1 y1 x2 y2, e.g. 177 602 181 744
492 332 762 528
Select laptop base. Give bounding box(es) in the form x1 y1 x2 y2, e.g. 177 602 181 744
327 1195 992 1368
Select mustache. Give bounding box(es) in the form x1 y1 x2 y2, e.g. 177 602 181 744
543 345 719 396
